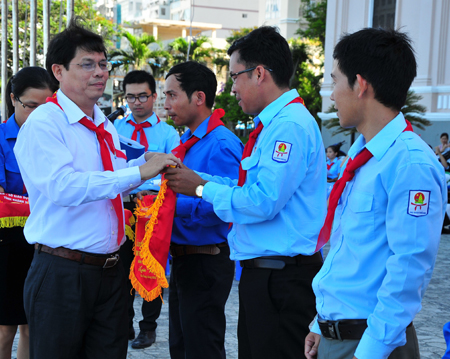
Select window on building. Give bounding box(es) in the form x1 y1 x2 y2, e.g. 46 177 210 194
129 1 133 12
242 13 247 18
372 0 396 29
265 0 280 19
161 7 166 16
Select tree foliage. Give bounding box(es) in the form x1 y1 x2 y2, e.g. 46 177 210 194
296 0 327 53
108 31 170 76
167 36 215 66
0 0 118 76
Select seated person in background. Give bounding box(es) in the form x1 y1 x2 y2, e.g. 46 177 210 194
435 132 449 155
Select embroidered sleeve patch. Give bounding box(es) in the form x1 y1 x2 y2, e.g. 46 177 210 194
407 190 430 217
272 141 292 163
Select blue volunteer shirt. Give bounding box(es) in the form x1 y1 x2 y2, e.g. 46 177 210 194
326 158 341 179
0 115 26 195
312 113 447 359
171 115 243 246
201 89 327 260
114 112 180 193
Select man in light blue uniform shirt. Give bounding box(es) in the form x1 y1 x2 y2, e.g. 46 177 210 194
304 28 447 359
165 26 326 359
114 70 180 349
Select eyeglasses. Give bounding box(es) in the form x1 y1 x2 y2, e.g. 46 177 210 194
15 96 39 110
230 66 273 82
74 61 112 72
125 94 153 103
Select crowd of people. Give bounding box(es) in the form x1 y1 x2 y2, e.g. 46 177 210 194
0 18 447 359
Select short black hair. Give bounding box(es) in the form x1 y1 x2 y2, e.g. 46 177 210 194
227 26 293 89
123 70 156 94
333 28 417 111
441 133 448 139
45 17 107 85
165 61 217 109
5 67 58 118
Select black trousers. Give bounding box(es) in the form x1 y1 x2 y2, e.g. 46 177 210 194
169 245 234 359
24 249 128 359
120 237 163 332
238 260 322 359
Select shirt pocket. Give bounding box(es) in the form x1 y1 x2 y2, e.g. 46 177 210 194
241 148 261 171
147 143 159 152
344 190 374 243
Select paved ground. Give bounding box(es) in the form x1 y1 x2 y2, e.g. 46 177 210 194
12 235 450 358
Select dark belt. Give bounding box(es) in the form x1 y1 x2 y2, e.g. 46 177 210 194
318 319 413 340
170 243 228 258
240 252 323 270
35 244 120 268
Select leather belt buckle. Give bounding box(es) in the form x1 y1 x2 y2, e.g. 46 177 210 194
318 319 342 341
103 254 119 268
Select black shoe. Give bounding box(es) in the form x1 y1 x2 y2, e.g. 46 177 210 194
129 327 135 340
131 330 156 349
442 226 450 234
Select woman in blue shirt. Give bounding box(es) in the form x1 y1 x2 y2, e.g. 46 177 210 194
326 143 343 197
0 67 56 359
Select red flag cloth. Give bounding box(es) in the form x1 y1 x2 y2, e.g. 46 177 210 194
130 109 226 301
315 119 413 252
0 193 30 228
46 94 125 246
124 209 135 241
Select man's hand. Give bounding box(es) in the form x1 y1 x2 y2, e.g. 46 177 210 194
164 164 206 197
134 190 158 202
139 153 181 181
304 332 321 359
144 151 164 161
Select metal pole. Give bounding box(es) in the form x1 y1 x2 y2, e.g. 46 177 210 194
23 1 28 67
1 0 8 122
12 0 18 74
43 0 50 62
67 0 74 25
30 0 36 66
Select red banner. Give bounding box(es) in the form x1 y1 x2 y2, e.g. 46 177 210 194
0 193 30 228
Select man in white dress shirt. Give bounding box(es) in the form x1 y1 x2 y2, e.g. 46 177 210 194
14 19 179 359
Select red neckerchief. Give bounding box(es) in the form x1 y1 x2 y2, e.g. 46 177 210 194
127 115 161 151
171 109 225 161
315 119 414 252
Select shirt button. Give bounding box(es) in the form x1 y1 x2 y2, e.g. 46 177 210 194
112 231 115 234
105 196 109 199
111 206 114 210
129 184 133 187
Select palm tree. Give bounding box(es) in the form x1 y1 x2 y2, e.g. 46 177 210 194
109 31 164 72
167 36 215 65
323 90 430 144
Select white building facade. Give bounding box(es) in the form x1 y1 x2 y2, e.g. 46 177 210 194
320 0 450 149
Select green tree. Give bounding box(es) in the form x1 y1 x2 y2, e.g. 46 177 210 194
322 90 430 142
214 78 253 140
0 0 119 74
167 36 215 66
109 31 165 73
296 0 327 53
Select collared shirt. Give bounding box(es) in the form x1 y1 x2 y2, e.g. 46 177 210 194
201 89 327 260
0 115 25 195
311 113 446 359
326 158 341 179
172 114 243 246
114 112 180 192
14 90 145 254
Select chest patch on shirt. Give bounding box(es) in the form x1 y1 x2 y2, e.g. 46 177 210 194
272 141 292 163
407 190 430 217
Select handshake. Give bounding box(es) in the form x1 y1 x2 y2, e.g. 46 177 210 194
138 152 207 197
